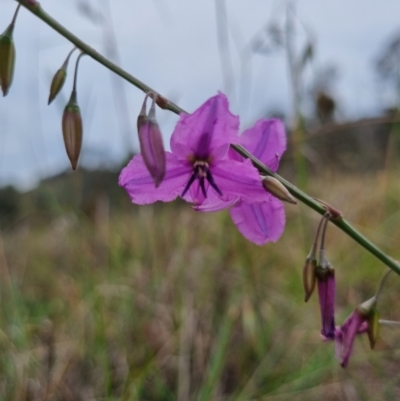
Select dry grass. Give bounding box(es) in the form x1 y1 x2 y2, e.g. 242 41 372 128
0 169 399 400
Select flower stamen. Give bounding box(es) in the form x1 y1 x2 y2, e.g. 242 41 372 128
181 160 223 198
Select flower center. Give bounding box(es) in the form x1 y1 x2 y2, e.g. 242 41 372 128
181 160 222 198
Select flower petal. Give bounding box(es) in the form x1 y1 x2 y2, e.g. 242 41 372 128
193 190 239 212
211 159 267 203
229 119 286 171
119 152 191 204
229 197 285 245
171 93 240 160
335 311 365 368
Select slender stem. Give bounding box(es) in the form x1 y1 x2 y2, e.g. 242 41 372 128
11 4 21 27
379 320 400 327
15 0 400 276
375 269 392 302
72 52 85 92
61 46 77 70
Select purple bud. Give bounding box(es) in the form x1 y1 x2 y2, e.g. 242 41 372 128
316 264 336 340
138 95 166 187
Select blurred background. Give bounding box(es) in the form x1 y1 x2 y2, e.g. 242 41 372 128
0 0 400 399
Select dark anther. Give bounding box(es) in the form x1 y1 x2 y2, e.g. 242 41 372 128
206 170 222 196
181 172 197 197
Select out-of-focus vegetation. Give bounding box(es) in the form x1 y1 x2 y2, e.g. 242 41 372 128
0 143 400 400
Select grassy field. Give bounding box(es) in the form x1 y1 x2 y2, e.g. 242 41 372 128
0 167 399 400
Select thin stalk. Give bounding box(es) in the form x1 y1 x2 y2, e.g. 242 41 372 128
72 52 85 92
15 0 400 276
11 4 21 27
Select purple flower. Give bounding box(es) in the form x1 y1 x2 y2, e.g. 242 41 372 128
196 119 287 244
334 310 368 368
119 93 267 207
332 297 377 368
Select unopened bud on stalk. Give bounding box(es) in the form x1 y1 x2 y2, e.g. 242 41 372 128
48 48 77 105
0 5 21 97
303 255 317 302
262 176 296 204
62 90 82 170
138 93 166 187
367 308 380 349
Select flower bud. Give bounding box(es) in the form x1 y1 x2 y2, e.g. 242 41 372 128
262 176 296 204
48 48 77 105
48 69 67 105
0 25 16 97
367 308 380 350
303 256 317 302
138 95 166 187
62 91 82 170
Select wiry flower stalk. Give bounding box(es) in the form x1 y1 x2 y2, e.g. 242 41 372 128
302 213 328 302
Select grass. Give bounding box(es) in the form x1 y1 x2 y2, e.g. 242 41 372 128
0 168 399 400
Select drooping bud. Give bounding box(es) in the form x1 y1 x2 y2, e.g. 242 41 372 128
262 176 296 204
61 52 85 170
316 215 336 340
302 255 317 302
48 47 77 105
62 90 82 170
367 308 380 350
0 5 20 97
138 94 166 187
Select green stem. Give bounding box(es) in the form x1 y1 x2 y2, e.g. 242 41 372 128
16 0 400 276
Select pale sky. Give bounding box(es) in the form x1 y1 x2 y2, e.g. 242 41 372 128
0 0 399 190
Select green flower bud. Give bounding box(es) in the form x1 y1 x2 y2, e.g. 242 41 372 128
48 69 67 105
48 48 76 105
0 5 20 97
0 25 16 97
62 91 82 170
302 256 317 302
262 176 297 204
367 308 380 350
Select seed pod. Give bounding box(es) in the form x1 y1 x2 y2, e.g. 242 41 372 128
62 91 82 170
262 176 297 204
0 25 16 97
